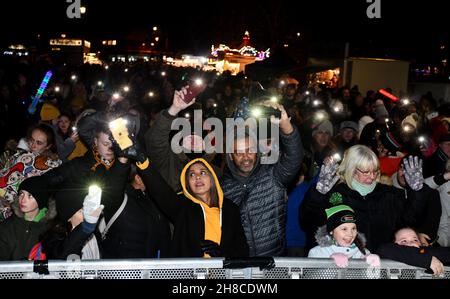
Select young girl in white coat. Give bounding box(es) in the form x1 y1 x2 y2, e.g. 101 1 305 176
308 203 380 268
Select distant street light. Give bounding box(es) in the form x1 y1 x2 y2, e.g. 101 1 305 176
80 7 86 14
153 26 158 31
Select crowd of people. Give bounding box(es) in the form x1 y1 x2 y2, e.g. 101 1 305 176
0 56 449 275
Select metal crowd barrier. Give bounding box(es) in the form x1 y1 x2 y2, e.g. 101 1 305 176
0 258 448 279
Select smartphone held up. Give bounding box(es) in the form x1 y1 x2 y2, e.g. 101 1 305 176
183 79 206 104
109 118 133 150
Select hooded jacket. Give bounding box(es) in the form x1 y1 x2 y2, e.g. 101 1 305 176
138 158 248 257
0 200 56 261
308 225 369 258
221 126 303 256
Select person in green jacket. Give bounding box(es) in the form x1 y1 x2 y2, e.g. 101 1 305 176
0 175 55 260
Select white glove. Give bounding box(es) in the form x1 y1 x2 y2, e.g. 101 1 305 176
83 185 103 224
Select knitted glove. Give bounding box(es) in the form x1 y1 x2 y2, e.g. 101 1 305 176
316 162 340 194
83 186 103 224
403 156 424 191
330 253 349 268
365 254 381 267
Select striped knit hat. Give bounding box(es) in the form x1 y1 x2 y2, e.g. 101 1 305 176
380 132 402 154
325 204 356 233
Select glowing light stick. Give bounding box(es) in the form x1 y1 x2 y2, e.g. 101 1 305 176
28 71 53 114
379 89 398 102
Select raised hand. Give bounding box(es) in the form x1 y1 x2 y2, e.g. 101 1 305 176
261 100 293 134
110 133 147 164
403 156 424 191
168 86 196 116
83 186 104 224
316 157 340 194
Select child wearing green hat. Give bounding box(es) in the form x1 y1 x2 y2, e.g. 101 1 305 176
308 204 380 268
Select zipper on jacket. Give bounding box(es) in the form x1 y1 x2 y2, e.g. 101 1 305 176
242 183 256 256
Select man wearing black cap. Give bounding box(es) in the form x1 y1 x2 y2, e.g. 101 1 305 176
424 133 450 178
0 176 55 260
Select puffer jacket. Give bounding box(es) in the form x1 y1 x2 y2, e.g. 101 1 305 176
221 126 303 256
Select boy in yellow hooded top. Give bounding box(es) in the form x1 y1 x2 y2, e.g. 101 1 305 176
138 157 249 258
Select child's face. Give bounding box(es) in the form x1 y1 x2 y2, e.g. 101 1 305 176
394 228 420 248
332 223 357 247
18 190 39 214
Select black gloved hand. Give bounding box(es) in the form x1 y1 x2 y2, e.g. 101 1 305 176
200 240 222 257
110 133 147 164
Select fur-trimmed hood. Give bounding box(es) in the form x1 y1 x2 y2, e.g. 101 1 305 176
314 225 367 247
391 172 404 190
11 198 57 222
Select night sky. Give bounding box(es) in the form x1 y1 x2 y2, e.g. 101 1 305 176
1 0 447 59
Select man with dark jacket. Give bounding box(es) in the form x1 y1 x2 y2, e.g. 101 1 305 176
221 102 303 257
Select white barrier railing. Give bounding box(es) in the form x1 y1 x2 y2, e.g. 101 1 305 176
0 258 448 279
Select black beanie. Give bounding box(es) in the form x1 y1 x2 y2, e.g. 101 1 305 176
18 176 50 209
380 132 402 154
325 204 356 233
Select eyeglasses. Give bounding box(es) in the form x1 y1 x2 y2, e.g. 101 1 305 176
356 168 380 177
